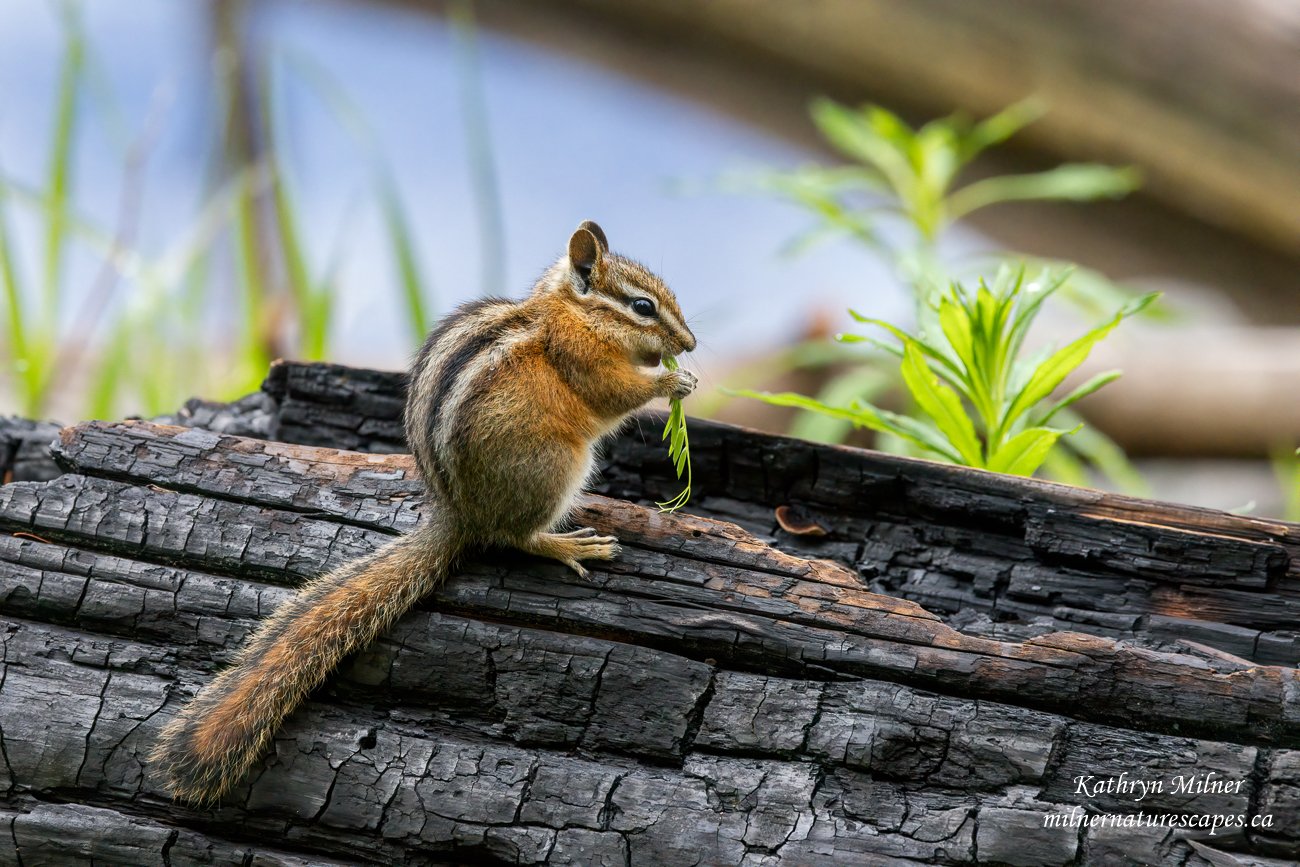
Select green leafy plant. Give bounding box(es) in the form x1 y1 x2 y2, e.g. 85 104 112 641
0 1 484 420
751 98 1139 287
1271 446 1300 523
656 356 693 512
731 97 1154 487
1 1 85 417
735 267 1156 477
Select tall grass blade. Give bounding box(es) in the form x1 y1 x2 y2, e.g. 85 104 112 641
280 48 437 343
42 0 85 325
379 176 432 341
260 65 326 359
233 171 273 392
451 0 505 297
0 179 36 413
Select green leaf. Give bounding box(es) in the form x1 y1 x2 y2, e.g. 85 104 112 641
42 1 85 323
657 356 693 512
728 388 961 463
899 341 983 465
961 98 1046 158
851 400 963 463
809 99 915 201
1037 442 1090 487
864 104 915 148
1037 369 1122 425
789 365 891 444
1271 445 1300 523
1002 289 1155 431
937 295 973 372
1003 267 1072 364
912 119 961 198
728 388 874 427
987 425 1076 476
848 309 965 380
1026 257 1172 321
378 175 432 343
948 164 1141 220
1000 322 1112 431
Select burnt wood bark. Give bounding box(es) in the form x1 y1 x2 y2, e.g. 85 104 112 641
258 361 1300 667
0 419 62 485
0 415 1297 866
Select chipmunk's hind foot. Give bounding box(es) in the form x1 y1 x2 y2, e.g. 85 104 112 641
521 529 620 579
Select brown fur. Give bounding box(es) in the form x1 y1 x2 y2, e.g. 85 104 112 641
149 221 697 804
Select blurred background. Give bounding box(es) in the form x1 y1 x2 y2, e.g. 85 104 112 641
1 0 1298 516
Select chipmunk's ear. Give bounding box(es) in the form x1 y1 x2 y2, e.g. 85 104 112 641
578 220 608 252
568 221 607 291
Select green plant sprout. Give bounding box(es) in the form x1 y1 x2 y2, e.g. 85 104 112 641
732 97 1154 488
734 267 1156 477
656 356 693 512
751 98 1139 287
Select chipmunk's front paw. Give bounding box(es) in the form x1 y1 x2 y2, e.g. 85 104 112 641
660 368 698 400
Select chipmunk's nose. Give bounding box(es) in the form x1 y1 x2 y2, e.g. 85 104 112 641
681 329 697 353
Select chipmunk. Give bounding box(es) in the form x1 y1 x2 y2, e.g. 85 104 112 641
150 220 697 804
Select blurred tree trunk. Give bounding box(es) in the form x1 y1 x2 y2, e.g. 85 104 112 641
545 0 1300 256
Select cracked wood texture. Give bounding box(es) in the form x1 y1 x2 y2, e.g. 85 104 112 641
0 415 1297 866
257 361 1300 668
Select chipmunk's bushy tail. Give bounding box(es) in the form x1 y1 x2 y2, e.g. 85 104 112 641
150 515 459 805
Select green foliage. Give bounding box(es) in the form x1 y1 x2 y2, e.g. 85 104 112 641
279 49 437 342
773 97 1139 249
655 356 693 512
1272 446 1300 523
1 3 85 416
0 4 459 420
735 267 1156 478
732 97 1153 488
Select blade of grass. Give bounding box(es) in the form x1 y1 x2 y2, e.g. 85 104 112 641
260 64 325 359
0 177 37 413
47 80 170 416
233 169 274 389
42 0 85 327
378 175 432 342
279 47 437 343
451 0 505 297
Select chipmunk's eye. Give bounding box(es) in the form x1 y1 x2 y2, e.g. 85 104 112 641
631 298 656 317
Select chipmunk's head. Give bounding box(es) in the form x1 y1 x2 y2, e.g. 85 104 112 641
553 220 696 366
